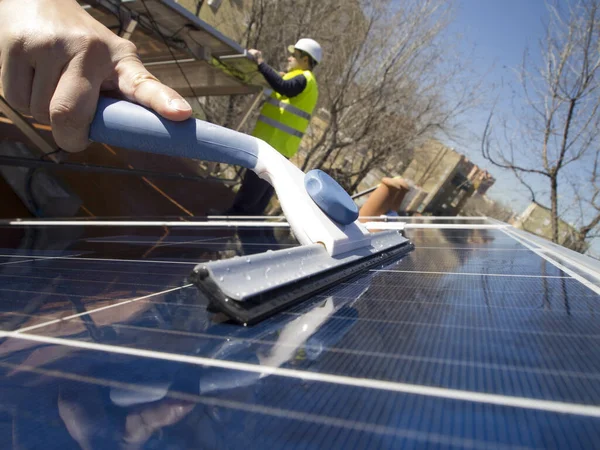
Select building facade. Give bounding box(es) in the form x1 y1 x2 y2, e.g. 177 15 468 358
401 140 495 216
511 202 587 252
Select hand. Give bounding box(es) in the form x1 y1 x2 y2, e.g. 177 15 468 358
122 400 195 448
0 0 192 152
57 384 194 450
248 49 264 64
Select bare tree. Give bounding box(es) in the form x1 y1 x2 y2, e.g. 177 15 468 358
297 0 480 191
482 0 600 244
564 148 600 251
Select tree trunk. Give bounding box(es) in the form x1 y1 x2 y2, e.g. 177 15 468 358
550 176 559 243
572 232 587 253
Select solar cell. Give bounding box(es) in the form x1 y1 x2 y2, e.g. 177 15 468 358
0 220 598 449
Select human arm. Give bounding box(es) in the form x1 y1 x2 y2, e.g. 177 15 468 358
257 63 307 98
247 49 307 98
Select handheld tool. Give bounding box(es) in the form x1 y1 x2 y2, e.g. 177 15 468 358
90 96 413 325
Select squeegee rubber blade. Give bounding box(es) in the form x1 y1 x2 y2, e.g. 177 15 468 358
191 241 414 326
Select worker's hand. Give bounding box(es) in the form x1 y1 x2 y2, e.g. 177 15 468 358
0 0 192 152
248 49 264 65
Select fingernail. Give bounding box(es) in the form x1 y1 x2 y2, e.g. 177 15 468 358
169 98 192 112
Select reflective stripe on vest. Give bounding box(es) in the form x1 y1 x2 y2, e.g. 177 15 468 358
257 115 304 138
265 97 311 120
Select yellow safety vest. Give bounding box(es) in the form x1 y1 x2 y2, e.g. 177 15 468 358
252 69 318 158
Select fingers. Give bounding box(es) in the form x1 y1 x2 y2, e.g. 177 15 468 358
30 57 64 124
1 41 34 115
248 49 262 62
115 55 192 122
49 55 103 152
123 401 194 445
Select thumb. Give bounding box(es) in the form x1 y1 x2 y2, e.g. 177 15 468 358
114 56 192 121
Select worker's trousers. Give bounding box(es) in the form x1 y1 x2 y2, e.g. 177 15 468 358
227 169 274 216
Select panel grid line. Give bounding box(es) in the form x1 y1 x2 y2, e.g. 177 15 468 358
500 229 600 295
0 264 191 277
0 253 85 265
412 247 532 251
370 269 572 278
1 330 600 418
311 293 598 313
0 258 38 266
0 254 199 265
0 273 181 288
14 285 192 333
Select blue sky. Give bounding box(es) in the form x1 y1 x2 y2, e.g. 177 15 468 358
442 0 600 256
445 0 550 213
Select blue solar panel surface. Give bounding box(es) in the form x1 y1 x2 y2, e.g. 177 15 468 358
0 222 599 449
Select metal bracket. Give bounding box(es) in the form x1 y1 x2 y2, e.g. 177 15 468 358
185 39 212 61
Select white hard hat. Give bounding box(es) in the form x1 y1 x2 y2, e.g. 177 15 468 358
288 38 322 64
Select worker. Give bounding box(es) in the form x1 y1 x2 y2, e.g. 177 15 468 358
225 38 322 216
0 0 192 153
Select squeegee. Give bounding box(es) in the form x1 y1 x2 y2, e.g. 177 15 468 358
90 97 413 325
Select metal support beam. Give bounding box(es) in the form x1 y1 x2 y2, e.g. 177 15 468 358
0 154 236 185
235 90 264 131
144 58 196 67
0 96 59 162
185 40 212 61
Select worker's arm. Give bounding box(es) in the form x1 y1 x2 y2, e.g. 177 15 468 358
258 62 307 98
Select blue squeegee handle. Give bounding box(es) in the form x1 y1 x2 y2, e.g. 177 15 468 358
89 96 259 169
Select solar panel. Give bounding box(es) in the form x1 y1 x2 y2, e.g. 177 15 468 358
79 0 266 97
0 218 599 448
